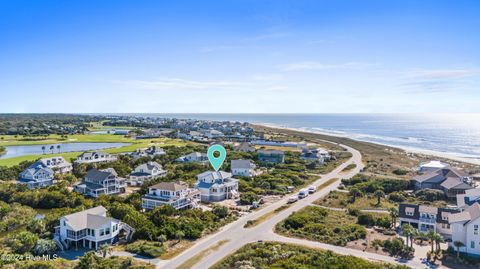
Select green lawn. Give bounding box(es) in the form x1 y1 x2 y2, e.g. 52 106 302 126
316 190 396 210
0 136 190 167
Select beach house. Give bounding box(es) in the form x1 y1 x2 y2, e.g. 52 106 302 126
412 166 473 198
75 151 117 164
175 152 208 163
231 159 256 177
141 181 200 210
130 145 166 160
233 142 256 152
74 168 126 197
300 148 331 164
54 206 134 250
419 160 450 173
398 203 459 239
128 161 167 186
257 150 285 164
33 156 73 174
449 203 480 257
196 171 239 202
18 164 55 189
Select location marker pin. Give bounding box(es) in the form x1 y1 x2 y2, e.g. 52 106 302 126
207 144 226 171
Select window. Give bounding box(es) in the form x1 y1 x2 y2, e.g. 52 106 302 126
100 229 105 236
406 211 413 216
105 228 110 235
475 225 478 235
472 241 475 249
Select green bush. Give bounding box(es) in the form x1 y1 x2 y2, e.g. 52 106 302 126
124 240 165 258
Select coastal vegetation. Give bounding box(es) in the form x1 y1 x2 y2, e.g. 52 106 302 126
276 206 367 246
211 242 409 269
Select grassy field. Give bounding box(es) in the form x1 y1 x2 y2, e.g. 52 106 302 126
176 239 230 269
0 135 190 167
317 190 396 210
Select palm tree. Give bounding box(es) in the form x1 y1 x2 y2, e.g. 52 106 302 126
49 145 54 154
389 208 398 228
98 244 112 258
427 229 436 253
41 146 46 155
454 241 465 259
374 190 385 205
415 231 428 245
57 144 61 153
401 224 414 247
175 230 185 243
349 187 362 203
157 234 167 246
433 233 444 252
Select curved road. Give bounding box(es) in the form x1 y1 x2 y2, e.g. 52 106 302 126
159 143 423 269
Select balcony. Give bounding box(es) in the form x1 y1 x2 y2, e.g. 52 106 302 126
419 217 436 224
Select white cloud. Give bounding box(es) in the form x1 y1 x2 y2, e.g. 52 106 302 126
405 68 480 79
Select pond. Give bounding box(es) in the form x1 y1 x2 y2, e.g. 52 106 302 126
0 142 131 159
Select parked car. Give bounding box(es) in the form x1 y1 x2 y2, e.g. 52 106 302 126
298 188 309 199
286 186 295 193
308 185 316 193
287 195 298 203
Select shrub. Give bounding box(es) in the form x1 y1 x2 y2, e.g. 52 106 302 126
388 191 406 202
393 169 408 176
415 189 446 202
124 240 165 258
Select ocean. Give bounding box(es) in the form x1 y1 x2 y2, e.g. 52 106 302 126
137 113 480 160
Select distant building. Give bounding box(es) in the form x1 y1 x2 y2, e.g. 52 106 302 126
231 159 256 177
129 161 167 186
257 150 285 164
456 188 480 208
18 164 55 189
202 129 224 139
196 171 239 202
412 167 473 198
34 156 73 174
142 181 200 210
131 146 166 160
74 168 126 197
54 206 134 251
398 203 459 239
301 148 331 164
233 142 256 153
175 152 208 163
75 151 117 164
419 160 450 173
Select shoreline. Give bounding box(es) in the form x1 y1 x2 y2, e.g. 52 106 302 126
255 123 480 166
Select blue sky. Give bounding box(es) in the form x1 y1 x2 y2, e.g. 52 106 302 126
1 0 479 113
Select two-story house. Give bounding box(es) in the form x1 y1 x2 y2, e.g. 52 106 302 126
257 150 285 164
142 181 200 210
130 145 166 160
449 203 480 256
35 156 73 174
128 161 167 186
196 171 239 202
75 151 117 164
175 152 208 163
412 166 473 199
231 159 256 177
74 168 126 197
300 148 331 164
18 164 55 189
54 206 134 250
398 203 459 239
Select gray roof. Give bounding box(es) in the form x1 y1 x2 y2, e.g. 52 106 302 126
413 167 469 184
450 203 480 224
258 150 284 156
80 151 109 158
85 168 117 183
63 206 116 231
135 161 163 172
150 181 188 192
20 165 54 178
231 159 254 169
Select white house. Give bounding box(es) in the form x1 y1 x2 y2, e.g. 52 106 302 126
75 151 117 164
128 161 167 186
18 164 55 189
175 152 208 163
74 168 126 197
231 159 256 177
419 160 450 173
131 146 166 160
450 203 480 256
196 171 239 202
142 181 200 210
35 156 73 174
54 206 134 250
301 148 331 164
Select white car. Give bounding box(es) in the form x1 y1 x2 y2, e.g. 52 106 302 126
287 196 298 203
298 188 309 199
308 185 316 193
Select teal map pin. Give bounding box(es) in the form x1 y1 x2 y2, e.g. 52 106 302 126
207 144 226 171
